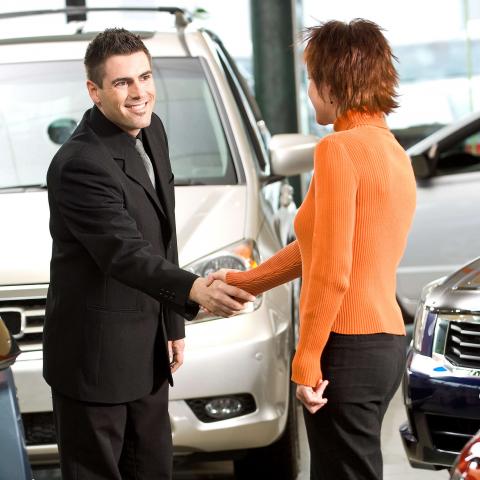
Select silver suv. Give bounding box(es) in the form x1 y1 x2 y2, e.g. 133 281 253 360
0 7 316 478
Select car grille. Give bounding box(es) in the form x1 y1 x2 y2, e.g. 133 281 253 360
444 320 480 369
426 414 480 453
0 295 47 352
22 412 57 445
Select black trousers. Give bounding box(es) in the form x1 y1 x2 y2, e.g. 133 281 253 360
52 379 172 480
303 332 406 480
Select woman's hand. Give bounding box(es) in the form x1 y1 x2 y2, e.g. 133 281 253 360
296 379 329 414
206 268 240 286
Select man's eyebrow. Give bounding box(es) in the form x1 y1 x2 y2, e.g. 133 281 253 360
111 71 153 85
111 76 131 85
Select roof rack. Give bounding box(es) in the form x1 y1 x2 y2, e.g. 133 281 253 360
0 7 193 54
0 7 192 26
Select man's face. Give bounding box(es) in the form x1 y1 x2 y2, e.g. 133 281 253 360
87 51 156 137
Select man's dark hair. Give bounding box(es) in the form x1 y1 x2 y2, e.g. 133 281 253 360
84 28 151 87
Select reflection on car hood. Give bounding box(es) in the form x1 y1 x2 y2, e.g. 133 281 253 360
0 186 246 286
425 256 480 313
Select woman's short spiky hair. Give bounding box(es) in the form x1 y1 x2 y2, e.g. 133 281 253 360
84 28 151 87
303 18 399 115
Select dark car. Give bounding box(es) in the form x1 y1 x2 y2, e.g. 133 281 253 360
396 110 480 322
450 430 480 479
400 256 480 470
0 316 32 479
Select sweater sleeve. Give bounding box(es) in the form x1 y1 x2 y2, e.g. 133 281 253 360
291 138 358 387
226 240 302 296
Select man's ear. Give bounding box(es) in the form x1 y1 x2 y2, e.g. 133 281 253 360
86 79 101 106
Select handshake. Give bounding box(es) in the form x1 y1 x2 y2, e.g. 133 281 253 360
188 269 255 317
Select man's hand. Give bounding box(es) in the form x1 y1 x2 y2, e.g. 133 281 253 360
168 339 185 373
296 379 329 414
189 277 255 317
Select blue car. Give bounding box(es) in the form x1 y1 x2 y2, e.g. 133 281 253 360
0 316 32 480
400 256 480 470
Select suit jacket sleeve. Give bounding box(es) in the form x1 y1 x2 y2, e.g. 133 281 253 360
158 120 197 339
48 153 199 321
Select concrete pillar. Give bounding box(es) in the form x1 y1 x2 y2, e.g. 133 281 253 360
251 0 303 202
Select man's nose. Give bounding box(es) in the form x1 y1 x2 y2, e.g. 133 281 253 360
129 79 145 98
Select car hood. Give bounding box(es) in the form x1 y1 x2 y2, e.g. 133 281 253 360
407 109 480 157
0 186 246 286
425 256 480 313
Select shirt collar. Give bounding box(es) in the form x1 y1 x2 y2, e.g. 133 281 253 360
333 110 388 132
87 105 138 158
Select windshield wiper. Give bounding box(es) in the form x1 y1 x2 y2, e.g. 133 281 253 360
0 183 47 191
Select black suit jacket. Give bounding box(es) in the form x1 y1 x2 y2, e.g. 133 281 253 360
44 106 199 403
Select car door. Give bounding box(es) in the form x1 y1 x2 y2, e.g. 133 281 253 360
398 127 480 317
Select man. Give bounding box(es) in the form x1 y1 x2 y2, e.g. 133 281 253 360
44 28 255 480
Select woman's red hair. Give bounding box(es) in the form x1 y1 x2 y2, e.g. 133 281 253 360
303 18 399 115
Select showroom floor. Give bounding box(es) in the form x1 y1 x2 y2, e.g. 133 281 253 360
33 387 450 480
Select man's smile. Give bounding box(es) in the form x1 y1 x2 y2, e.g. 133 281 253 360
125 101 148 113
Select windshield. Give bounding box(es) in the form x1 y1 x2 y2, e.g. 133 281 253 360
0 57 236 189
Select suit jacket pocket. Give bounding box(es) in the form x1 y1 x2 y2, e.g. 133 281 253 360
87 277 139 312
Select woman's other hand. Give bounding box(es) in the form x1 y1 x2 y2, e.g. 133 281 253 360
296 379 329 414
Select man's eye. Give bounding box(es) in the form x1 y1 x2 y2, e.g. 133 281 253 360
115 81 127 87
141 74 152 81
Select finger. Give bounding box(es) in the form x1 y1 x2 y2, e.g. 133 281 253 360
208 304 237 318
170 353 184 373
214 294 248 313
315 379 329 397
309 400 327 414
205 274 216 287
219 283 256 303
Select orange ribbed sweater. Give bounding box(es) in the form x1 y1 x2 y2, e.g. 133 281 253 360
227 111 416 387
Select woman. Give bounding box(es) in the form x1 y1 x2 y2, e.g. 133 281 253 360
209 18 417 480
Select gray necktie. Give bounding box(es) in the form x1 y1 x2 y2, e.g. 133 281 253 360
135 138 156 190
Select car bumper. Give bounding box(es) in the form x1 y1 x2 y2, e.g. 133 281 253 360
12 286 293 464
400 350 480 470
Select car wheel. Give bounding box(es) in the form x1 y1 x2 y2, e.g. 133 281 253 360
233 382 300 480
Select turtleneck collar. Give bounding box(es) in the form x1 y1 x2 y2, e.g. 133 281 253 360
333 110 388 132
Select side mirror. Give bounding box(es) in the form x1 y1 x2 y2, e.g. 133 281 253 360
410 144 438 179
411 154 434 179
0 317 20 370
270 134 318 177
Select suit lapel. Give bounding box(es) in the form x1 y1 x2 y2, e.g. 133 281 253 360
84 106 169 225
123 143 167 219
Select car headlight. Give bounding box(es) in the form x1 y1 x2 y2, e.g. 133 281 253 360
183 239 262 322
412 279 442 354
413 302 429 352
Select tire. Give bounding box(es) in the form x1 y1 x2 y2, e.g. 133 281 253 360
234 389 300 480
234 289 300 479
233 379 300 480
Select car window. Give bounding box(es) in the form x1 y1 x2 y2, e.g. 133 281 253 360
215 45 270 173
0 57 236 189
436 130 480 176
152 58 236 185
